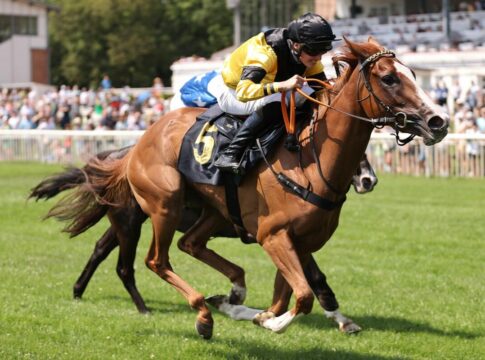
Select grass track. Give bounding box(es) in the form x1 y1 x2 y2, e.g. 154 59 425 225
0 162 483 359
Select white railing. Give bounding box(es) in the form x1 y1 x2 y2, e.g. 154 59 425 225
1 130 484 178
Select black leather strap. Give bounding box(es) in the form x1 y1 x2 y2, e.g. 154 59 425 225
276 173 346 211
223 174 244 227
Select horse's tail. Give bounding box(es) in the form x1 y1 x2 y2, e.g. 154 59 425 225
29 148 133 237
29 166 87 201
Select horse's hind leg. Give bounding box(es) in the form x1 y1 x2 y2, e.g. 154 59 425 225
73 227 118 299
110 206 149 314
134 171 214 339
177 207 247 306
146 211 214 339
305 256 361 333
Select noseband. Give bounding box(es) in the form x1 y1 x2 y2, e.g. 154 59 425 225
264 50 419 209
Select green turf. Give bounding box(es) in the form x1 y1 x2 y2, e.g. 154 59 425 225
0 162 483 359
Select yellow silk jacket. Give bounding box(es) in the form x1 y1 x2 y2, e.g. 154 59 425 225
221 29 326 102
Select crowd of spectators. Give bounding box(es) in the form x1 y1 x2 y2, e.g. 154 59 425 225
430 79 485 135
1 75 484 135
0 76 168 131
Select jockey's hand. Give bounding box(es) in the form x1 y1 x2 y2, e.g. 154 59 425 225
278 75 305 92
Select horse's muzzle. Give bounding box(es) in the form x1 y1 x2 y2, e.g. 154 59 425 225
423 114 449 145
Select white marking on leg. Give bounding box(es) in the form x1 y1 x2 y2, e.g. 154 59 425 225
218 301 263 321
231 283 246 303
261 311 302 333
324 309 362 333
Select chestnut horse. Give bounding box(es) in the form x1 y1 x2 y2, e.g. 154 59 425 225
30 146 377 332
66 38 448 339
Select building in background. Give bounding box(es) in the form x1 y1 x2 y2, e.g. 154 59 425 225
0 0 55 88
174 0 484 97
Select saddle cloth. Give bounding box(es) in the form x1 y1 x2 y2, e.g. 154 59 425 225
177 105 285 185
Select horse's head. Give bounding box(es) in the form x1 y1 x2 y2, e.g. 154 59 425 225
343 37 449 145
352 153 378 194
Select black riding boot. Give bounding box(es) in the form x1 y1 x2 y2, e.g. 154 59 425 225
214 109 265 173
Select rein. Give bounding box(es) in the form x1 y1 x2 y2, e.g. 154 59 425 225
262 49 418 210
280 50 417 145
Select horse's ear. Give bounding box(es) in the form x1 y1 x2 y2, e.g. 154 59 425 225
367 36 381 47
343 36 373 60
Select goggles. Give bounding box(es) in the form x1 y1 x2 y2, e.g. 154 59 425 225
302 42 333 56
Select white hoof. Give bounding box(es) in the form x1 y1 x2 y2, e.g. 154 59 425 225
253 311 300 333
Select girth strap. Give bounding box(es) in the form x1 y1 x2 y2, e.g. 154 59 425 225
256 139 346 211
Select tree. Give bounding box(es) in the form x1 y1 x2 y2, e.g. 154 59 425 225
48 0 232 87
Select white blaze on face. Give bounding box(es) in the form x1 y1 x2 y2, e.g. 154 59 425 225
394 62 446 117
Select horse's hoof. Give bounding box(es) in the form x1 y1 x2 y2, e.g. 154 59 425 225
195 320 213 340
252 311 275 327
205 295 228 309
138 308 151 315
340 321 362 334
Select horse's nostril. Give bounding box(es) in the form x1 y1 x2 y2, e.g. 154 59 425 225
362 178 372 189
428 116 445 130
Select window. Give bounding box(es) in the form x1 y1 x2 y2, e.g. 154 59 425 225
13 16 37 36
0 15 12 42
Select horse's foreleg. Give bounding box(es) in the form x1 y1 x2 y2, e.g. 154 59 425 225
73 227 118 299
177 207 247 306
111 207 149 314
305 256 361 333
253 230 313 333
267 270 292 316
305 256 339 311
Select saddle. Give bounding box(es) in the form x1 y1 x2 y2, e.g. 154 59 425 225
177 105 285 186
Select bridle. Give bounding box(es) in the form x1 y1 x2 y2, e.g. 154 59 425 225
261 49 419 209
282 49 417 146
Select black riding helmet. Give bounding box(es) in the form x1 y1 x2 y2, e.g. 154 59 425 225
287 13 339 55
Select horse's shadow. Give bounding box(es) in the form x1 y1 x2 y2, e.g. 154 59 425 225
93 296 480 341
299 312 480 340
135 326 407 360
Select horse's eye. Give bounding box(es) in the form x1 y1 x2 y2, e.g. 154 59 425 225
381 74 399 86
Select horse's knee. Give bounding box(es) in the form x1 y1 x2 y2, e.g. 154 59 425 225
318 293 339 312
116 266 134 281
177 237 190 254
145 258 161 274
177 237 204 257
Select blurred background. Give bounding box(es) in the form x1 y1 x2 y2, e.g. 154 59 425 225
0 0 484 177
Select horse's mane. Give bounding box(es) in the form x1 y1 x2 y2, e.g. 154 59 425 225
316 40 382 104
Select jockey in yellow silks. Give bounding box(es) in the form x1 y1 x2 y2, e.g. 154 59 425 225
213 12 339 173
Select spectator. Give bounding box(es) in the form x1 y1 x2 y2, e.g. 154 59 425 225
100 74 112 90
432 81 449 106
476 106 485 133
465 81 481 110
152 76 164 97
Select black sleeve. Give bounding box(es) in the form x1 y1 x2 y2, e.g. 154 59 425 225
241 66 267 84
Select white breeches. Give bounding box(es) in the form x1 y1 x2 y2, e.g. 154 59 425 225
211 75 315 116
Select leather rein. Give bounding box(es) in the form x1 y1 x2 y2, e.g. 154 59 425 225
259 50 416 211
281 49 416 146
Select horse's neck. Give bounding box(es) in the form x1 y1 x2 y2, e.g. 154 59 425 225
312 73 374 194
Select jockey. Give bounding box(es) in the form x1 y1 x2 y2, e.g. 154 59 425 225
213 12 339 173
